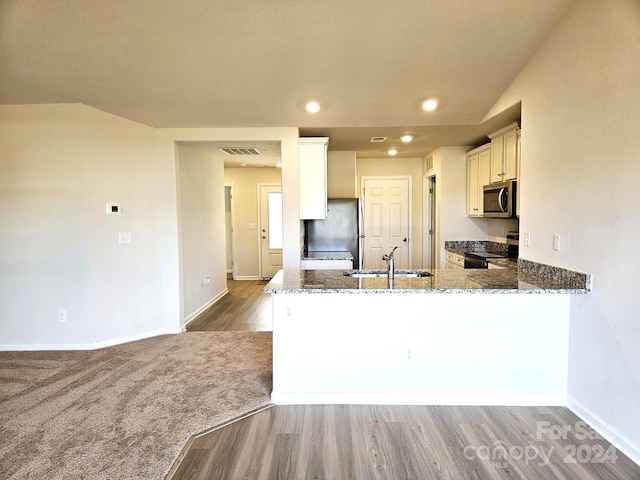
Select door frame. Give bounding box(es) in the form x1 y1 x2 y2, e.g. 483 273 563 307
360 175 413 268
423 175 436 269
224 183 237 280
257 183 283 279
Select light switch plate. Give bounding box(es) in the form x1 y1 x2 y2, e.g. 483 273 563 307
119 232 132 244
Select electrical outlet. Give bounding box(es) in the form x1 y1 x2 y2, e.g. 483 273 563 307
553 234 560 251
58 309 67 323
524 231 531 247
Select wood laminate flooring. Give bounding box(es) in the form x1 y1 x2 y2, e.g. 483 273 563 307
169 404 639 480
187 280 272 332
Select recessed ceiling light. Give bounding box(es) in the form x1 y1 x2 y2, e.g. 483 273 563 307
388 149 398 156
401 135 413 143
422 99 438 111
305 101 321 113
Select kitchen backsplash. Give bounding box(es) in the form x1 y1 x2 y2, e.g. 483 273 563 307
444 240 509 253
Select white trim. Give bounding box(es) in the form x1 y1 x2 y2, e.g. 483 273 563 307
224 183 237 280
568 395 640 467
183 288 228 326
257 183 283 279
422 175 436 269
0 328 184 352
234 275 263 281
271 392 566 406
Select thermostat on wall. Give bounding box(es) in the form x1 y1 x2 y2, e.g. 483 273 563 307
106 203 121 215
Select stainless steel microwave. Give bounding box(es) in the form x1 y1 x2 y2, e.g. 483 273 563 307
483 180 517 218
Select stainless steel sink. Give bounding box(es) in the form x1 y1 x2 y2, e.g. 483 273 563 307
343 270 432 278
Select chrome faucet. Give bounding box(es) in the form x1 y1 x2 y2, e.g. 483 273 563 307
382 246 398 280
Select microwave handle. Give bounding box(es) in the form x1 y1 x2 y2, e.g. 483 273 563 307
499 188 507 212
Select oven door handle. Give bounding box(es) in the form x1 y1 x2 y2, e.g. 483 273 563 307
498 188 509 212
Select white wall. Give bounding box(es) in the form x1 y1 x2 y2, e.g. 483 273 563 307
224 167 282 279
157 128 300 277
178 144 226 324
430 146 488 268
0 104 180 348
486 0 640 463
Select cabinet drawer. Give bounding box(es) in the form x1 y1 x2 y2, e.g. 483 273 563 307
455 254 465 267
446 252 455 263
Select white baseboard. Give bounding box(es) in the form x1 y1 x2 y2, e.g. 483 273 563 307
183 288 228 327
271 392 567 406
568 395 640 467
0 327 184 351
234 276 263 281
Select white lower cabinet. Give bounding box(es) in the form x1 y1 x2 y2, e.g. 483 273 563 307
446 251 465 269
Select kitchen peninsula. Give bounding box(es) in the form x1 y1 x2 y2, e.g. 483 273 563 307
265 264 590 406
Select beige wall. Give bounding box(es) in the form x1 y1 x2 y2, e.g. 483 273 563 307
0 104 179 348
356 157 424 268
224 167 282 279
327 151 357 198
178 144 226 322
486 0 640 462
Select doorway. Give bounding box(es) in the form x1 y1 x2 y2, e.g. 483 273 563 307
361 176 411 269
258 184 283 279
423 176 436 269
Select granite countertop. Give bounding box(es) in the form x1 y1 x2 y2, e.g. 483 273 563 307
302 251 354 261
264 267 591 295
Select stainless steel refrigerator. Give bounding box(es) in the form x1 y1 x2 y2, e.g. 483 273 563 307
304 198 364 269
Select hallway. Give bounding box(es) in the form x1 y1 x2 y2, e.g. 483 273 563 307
186 280 272 332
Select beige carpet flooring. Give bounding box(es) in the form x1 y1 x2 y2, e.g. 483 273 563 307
0 332 272 479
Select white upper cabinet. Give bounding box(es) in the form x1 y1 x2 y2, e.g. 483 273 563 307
488 122 519 184
299 137 329 219
466 144 491 217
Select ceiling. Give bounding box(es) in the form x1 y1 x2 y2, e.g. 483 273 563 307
0 0 575 159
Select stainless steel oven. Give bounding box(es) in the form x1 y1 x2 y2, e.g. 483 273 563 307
463 251 509 269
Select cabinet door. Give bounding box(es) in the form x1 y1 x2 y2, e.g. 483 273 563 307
299 138 328 219
490 135 504 183
503 128 518 181
478 148 491 216
466 154 479 216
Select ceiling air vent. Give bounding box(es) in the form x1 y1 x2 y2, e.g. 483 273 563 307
369 136 387 143
219 147 261 156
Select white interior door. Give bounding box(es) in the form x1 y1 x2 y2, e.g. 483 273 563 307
259 184 283 279
362 177 410 269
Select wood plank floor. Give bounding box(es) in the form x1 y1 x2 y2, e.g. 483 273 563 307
187 280 272 331
169 404 640 480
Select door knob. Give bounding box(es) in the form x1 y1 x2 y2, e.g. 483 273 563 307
262 235 266 239
403 237 408 242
